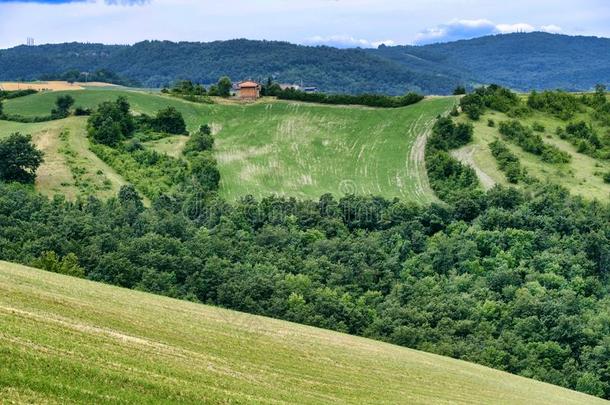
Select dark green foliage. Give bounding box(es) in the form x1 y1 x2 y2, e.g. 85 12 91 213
74 106 92 116
184 125 214 155
487 119 495 127
190 152 220 191
2 34 609 94
453 85 466 95
489 139 530 184
498 120 571 164
556 121 605 158
425 117 479 201
152 107 187 135
40 69 140 87
33 251 85 278
0 133 44 183
217 77 233 98
528 90 580 120
603 172 610 184
0 89 37 100
52 94 75 119
1 181 610 398
277 88 424 108
459 84 521 119
87 97 135 146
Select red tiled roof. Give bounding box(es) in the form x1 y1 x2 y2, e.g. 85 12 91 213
239 81 259 88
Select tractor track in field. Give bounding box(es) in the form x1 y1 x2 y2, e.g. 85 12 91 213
406 114 439 203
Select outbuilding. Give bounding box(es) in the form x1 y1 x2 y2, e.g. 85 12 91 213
238 81 261 100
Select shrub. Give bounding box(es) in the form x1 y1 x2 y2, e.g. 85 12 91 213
498 120 571 164
184 125 214 155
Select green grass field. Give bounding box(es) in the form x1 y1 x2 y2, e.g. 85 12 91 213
0 261 604 404
454 109 610 200
2 90 455 202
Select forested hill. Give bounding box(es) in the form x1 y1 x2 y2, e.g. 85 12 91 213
1 33 609 94
369 32 610 92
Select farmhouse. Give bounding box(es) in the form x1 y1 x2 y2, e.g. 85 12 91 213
238 81 261 100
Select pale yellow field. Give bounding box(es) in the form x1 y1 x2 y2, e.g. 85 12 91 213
0 81 116 92
0 261 605 404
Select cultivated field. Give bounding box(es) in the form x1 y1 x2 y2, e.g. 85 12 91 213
2 89 454 202
0 81 116 91
0 261 604 404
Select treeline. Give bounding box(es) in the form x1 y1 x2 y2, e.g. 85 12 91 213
424 116 480 204
0 180 609 398
489 140 531 184
274 87 424 108
39 69 140 87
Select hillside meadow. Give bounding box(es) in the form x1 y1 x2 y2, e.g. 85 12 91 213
0 261 604 404
2 89 455 202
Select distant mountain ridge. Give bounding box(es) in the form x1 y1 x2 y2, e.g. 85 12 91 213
0 32 608 94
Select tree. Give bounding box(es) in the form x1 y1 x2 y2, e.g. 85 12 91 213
453 85 466 95
87 97 135 146
217 76 233 98
0 100 3 117
184 124 214 154
53 94 75 118
153 106 187 134
0 133 44 183
33 251 85 278
190 152 220 190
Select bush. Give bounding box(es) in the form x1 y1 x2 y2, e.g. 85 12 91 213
527 90 580 120
532 122 545 132
460 84 521 119
489 139 530 184
498 120 571 164
33 251 85 278
184 125 214 155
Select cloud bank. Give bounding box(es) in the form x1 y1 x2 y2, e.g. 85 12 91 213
415 19 563 45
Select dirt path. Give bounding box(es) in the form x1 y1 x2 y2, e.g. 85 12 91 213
451 145 496 190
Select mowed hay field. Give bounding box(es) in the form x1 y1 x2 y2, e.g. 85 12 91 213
3 89 455 202
0 261 604 405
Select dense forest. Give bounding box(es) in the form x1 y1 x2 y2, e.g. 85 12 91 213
1 33 609 94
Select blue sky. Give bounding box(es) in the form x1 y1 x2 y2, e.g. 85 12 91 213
0 0 608 49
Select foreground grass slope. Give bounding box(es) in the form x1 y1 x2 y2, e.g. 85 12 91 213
3 89 453 202
0 261 604 404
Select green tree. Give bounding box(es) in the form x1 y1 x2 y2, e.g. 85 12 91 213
217 76 233 98
184 124 214 154
52 94 75 118
0 133 44 183
153 106 187 134
453 85 466 95
190 151 220 190
87 97 135 146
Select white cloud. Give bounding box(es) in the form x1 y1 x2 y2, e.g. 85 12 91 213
415 19 562 45
303 35 395 48
541 24 562 33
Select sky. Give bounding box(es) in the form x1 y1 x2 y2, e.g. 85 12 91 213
0 0 609 49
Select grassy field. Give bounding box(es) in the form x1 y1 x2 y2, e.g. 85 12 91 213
454 109 610 200
3 89 454 202
0 261 604 405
